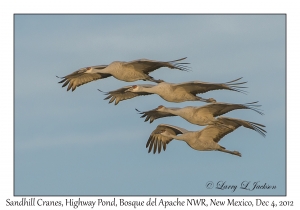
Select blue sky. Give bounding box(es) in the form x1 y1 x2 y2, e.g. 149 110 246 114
14 14 285 196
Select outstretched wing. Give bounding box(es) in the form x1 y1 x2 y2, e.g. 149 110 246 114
57 65 111 91
199 116 266 143
98 84 154 105
198 101 264 116
123 57 190 74
136 107 177 123
146 124 187 154
216 117 266 137
174 77 247 95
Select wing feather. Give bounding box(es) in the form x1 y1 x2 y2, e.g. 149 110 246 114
174 77 247 95
199 117 266 143
123 57 190 74
216 117 266 137
135 107 176 123
146 124 187 154
198 101 264 116
98 85 153 105
57 66 111 91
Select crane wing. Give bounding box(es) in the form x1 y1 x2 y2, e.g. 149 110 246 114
146 124 188 154
98 85 154 105
136 107 177 123
199 117 266 143
198 101 264 117
123 57 190 74
57 65 111 91
174 77 247 95
216 117 266 137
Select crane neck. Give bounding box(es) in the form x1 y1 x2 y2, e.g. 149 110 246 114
138 86 158 94
94 66 111 74
163 132 186 142
163 107 182 115
164 107 191 119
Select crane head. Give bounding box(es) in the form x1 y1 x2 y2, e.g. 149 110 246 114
76 66 93 73
207 98 217 103
125 85 138 92
156 105 165 110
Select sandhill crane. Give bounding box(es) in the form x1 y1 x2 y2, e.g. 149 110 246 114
146 117 266 157
57 57 189 91
98 77 247 105
136 101 263 126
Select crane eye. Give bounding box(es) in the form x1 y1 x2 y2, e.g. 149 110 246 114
86 67 91 70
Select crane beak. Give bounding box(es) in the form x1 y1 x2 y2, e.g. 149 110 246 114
197 97 217 103
197 97 208 102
